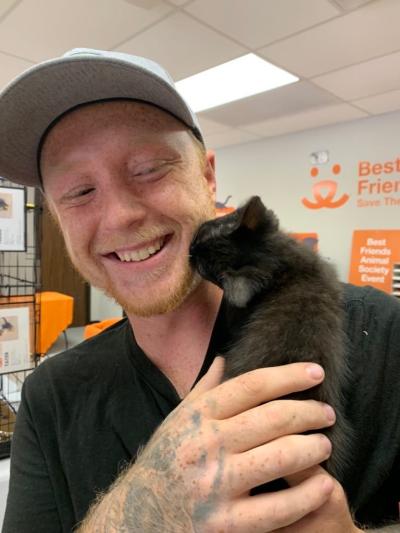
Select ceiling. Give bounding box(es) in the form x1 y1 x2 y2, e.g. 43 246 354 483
1 0 400 149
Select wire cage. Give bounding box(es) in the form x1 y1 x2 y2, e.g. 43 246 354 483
0 177 41 458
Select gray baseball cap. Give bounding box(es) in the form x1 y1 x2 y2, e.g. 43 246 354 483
0 47 204 188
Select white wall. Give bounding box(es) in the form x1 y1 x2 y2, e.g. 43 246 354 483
213 110 400 281
90 288 122 322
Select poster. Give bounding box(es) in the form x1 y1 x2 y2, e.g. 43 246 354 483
0 186 26 251
348 230 400 296
0 306 32 373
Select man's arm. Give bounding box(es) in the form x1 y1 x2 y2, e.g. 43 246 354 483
78 359 338 532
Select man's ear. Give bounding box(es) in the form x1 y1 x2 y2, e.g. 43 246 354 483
204 149 216 199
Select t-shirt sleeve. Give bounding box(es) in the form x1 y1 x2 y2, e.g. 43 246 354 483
2 376 62 533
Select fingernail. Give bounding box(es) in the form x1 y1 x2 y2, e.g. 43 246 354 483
325 404 336 422
306 364 324 380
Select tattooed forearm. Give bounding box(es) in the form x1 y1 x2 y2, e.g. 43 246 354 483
77 406 225 532
77 465 193 533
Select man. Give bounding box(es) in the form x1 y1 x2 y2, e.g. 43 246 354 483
0 48 399 532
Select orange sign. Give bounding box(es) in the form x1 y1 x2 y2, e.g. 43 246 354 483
291 233 319 251
302 164 350 210
215 196 235 218
349 230 400 296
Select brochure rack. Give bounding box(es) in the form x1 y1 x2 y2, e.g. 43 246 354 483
0 178 41 457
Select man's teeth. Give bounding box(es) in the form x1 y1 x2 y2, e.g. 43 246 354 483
116 239 163 262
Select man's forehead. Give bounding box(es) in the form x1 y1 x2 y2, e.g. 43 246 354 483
40 100 192 160
50 100 188 134
39 100 199 181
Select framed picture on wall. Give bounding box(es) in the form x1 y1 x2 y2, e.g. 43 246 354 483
0 305 33 374
0 186 26 252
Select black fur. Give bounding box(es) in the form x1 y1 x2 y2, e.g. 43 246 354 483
190 196 351 480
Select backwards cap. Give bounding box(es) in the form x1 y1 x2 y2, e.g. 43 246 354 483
0 47 203 188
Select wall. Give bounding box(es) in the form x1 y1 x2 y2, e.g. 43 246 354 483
213 110 400 282
90 287 122 322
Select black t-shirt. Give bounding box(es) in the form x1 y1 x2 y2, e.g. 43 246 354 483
3 284 400 532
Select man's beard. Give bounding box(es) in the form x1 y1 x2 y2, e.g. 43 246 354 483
104 259 202 318
63 187 215 318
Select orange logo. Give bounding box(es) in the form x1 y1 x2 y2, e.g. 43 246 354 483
215 195 235 217
302 164 350 209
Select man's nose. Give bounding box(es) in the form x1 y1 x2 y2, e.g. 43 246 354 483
101 186 146 230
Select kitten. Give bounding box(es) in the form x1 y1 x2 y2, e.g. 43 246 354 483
189 195 350 480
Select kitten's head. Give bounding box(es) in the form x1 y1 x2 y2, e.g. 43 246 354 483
189 196 280 306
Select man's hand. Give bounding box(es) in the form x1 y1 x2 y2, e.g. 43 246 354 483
275 465 363 533
80 359 338 532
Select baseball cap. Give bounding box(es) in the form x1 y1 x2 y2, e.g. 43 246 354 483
0 47 204 188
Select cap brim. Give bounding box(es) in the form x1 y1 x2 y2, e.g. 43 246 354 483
0 55 202 187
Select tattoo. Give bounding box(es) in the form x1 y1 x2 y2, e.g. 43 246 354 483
77 404 226 532
123 484 167 531
193 445 225 526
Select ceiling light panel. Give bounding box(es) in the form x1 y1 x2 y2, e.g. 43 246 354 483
176 53 299 112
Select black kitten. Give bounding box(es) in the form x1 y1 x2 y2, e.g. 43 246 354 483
190 196 350 479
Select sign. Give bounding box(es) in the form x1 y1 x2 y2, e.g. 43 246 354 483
0 186 26 251
349 230 400 296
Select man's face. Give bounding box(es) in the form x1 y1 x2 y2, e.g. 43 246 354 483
41 101 216 316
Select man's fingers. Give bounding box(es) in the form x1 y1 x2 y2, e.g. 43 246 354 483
188 356 225 399
285 465 326 487
221 399 335 453
213 474 334 533
280 467 359 533
225 434 332 496
197 362 325 419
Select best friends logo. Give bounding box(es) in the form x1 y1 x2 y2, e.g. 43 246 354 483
302 157 400 210
302 164 350 209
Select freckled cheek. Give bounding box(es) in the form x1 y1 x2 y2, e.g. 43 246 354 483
59 216 97 262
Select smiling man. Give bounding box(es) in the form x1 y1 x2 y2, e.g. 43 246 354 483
41 100 216 319
0 49 399 533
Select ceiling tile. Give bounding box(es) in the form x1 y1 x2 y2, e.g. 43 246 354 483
353 89 400 114
116 12 246 79
312 50 400 100
197 117 232 136
260 0 400 78
185 0 339 49
241 104 367 137
333 0 375 10
0 51 35 92
0 0 172 62
204 129 261 150
167 0 192 5
199 81 340 128
0 0 18 20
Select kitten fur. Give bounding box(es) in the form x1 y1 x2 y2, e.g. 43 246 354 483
189 196 351 480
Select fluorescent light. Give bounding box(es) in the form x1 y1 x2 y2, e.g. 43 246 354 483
176 53 299 113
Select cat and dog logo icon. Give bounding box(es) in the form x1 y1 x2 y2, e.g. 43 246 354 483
302 164 349 210
216 162 350 214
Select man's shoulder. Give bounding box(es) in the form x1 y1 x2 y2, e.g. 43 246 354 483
25 317 131 394
342 282 400 323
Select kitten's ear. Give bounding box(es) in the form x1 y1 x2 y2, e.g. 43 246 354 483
239 196 278 232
